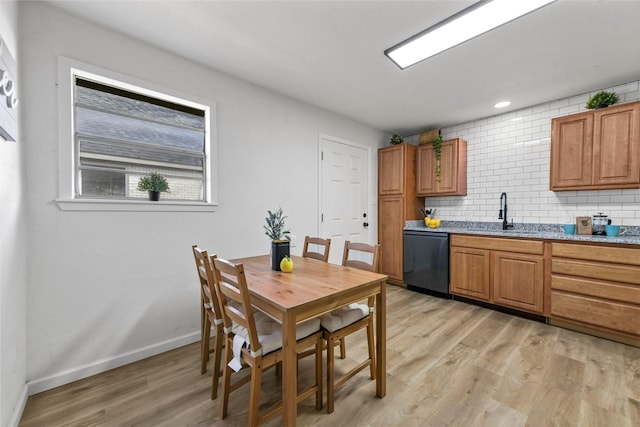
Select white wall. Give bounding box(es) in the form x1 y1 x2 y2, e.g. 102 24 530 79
20 2 386 395
411 80 640 226
0 2 27 426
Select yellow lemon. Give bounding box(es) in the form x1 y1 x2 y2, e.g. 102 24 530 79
280 256 293 273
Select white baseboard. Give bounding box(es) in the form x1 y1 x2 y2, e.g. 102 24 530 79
27 331 200 395
8 383 28 427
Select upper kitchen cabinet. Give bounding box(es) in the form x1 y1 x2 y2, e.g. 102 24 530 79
416 137 467 196
378 143 422 284
550 101 640 191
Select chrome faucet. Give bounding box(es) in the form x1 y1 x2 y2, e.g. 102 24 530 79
498 192 513 230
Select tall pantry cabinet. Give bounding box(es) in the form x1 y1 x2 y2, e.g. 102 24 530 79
378 143 422 284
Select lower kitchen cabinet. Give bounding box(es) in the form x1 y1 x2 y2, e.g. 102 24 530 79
450 235 546 315
493 252 544 313
450 246 490 301
550 242 640 343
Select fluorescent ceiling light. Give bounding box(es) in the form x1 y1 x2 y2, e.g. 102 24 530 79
385 0 556 69
494 101 511 108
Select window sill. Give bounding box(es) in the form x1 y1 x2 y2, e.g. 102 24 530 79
55 198 218 212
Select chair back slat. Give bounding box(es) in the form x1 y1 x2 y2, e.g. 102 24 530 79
212 257 262 355
342 241 381 273
302 236 331 262
342 241 381 307
192 245 224 321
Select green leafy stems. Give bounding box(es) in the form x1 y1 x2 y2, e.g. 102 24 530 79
432 135 443 183
264 207 291 241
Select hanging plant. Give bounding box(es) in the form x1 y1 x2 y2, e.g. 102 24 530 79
432 135 443 183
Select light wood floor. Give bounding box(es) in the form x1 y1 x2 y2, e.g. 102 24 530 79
20 286 640 426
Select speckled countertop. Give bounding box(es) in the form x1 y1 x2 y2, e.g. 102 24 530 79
404 220 640 246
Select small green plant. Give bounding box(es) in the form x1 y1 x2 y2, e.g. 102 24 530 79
263 207 290 241
137 172 170 193
390 134 403 145
432 135 443 183
586 91 619 109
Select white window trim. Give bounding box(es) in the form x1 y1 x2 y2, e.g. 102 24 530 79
56 56 218 212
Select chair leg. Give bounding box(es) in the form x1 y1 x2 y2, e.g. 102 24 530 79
248 360 262 427
326 334 336 414
366 318 376 380
315 335 323 410
220 337 233 417
211 324 224 399
201 315 212 374
339 337 346 359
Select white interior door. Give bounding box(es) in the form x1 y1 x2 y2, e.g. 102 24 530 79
320 135 371 265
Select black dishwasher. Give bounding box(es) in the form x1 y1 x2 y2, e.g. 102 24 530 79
403 230 450 297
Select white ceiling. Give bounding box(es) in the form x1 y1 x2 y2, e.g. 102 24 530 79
45 0 640 135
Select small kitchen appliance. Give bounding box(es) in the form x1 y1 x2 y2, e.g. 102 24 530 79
592 212 611 235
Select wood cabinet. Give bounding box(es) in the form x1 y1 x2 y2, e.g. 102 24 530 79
450 246 490 301
550 242 640 343
550 101 640 190
416 138 467 196
378 143 422 284
450 235 546 315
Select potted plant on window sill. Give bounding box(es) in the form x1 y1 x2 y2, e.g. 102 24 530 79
264 207 291 271
137 172 170 201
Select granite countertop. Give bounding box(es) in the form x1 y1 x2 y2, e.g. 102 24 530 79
404 220 640 246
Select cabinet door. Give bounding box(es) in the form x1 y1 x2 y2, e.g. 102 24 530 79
436 140 459 194
416 144 436 195
550 112 594 190
450 247 490 301
593 102 640 186
492 252 544 314
378 196 404 282
378 144 405 195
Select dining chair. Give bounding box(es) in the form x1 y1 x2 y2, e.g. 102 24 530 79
191 245 225 400
212 257 324 426
320 240 380 413
300 235 349 358
302 236 331 262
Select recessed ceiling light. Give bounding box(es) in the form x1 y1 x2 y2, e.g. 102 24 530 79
384 0 556 69
494 101 511 108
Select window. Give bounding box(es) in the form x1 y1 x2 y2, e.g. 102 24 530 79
57 57 217 211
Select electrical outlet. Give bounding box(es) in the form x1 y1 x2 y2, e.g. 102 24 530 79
289 234 297 247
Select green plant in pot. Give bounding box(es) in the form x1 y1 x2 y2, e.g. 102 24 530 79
264 207 291 271
137 172 169 201
586 90 619 109
390 134 404 145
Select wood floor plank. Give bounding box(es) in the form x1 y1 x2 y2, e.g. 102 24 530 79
19 286 640 427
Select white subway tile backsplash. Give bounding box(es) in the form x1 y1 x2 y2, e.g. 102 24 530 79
416 79 640 226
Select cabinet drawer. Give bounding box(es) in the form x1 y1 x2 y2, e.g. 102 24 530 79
451 235 543 254
552 243 640 266
552 258 640 285
551 275 640 304
551 291 640 336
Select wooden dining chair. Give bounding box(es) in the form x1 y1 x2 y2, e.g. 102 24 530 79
320 241 380 413
302 236 331 262
191 245 225 400
212 257 324 426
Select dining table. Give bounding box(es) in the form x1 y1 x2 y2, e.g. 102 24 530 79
231 254 388 426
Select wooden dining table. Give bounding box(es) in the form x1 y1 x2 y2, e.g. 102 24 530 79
231 254 388 426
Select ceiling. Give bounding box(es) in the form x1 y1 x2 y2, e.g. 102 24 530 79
45 0 640 135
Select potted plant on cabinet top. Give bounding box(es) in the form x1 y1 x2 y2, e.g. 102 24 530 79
586 90 619 109
137 172 170 201
263 207 291 271
390 134 404 145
